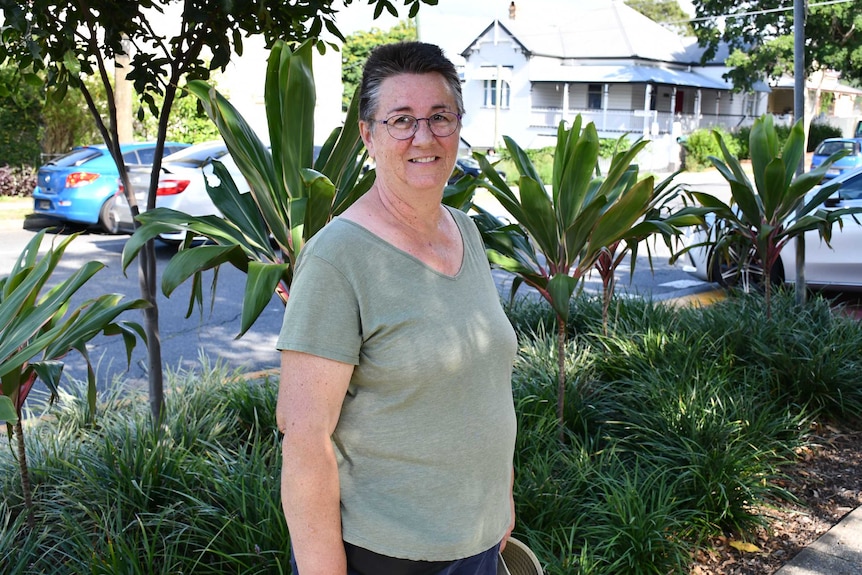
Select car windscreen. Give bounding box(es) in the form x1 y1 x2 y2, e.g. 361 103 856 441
47 147 103 167
162 144 228 168
817 141 859 156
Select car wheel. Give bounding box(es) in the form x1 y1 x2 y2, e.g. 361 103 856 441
99 197 119 234
709 243 784 291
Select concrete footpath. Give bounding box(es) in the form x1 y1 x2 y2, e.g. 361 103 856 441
774 506 862 574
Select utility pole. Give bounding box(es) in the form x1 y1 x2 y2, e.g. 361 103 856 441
794 0 806 304
115 35 134 143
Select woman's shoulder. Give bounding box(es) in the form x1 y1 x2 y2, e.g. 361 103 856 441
301 217 368 259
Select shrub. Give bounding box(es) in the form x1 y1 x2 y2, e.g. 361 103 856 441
493 138 625 185
0 164 37 197
682 126 741 170
807 121 843 152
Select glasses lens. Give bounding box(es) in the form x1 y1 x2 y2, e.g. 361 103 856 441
428 113 459 137
383 113 460 140
386 115 418 139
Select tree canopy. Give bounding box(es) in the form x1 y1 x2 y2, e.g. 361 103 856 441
625 0 693 36
341 19 416 111
690 0 862 92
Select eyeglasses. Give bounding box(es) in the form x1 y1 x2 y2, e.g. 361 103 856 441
377 112 462 140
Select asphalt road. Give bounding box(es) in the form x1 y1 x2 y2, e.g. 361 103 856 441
1 217 287 392
1 176 722 392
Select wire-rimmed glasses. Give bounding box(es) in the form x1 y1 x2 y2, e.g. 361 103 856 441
377 112 462 140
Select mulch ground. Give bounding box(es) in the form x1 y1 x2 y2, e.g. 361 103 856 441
690 426 862 574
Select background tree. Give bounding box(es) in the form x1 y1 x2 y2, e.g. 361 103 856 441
0 64 41 167
40 76 107 157
341 19 416 112
0 0 433 423
690 0 862 92
625 0 694 36
136 89 221 144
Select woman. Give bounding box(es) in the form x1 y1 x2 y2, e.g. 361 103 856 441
276 41 517 575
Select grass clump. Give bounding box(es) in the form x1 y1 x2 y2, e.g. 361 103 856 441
1 360 288 575
2 291 861 573
505 288 861 573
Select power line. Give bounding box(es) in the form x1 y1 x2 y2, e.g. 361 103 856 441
682 0 855 24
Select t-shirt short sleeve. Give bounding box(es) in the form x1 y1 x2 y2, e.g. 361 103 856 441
275 250 362 366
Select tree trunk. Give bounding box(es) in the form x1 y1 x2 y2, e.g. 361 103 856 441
14 418 35 530
140 244 164 423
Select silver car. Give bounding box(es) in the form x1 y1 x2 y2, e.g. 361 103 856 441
678 167 862 289
112 140 248 243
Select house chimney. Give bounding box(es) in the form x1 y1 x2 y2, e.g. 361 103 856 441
509 1 516 19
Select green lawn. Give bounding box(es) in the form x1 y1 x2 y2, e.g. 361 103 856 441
0 196 33 221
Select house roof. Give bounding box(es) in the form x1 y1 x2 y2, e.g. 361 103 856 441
528 62 731 90
463 0 719 65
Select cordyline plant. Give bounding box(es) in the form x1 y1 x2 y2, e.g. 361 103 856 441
689 114 862 319
1 231 146 529
121 39 371 337
472 116 706 439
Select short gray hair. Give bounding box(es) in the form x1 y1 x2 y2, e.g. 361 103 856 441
359 42 464 124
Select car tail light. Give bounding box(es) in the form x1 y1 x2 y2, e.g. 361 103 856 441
156 179 191 196
66 172 100 187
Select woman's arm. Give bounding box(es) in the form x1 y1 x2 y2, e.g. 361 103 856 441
277 350 355 575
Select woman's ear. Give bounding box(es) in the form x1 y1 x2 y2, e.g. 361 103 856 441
359 120 375 160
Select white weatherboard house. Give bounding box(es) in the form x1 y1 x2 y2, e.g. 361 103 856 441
456 0 768 167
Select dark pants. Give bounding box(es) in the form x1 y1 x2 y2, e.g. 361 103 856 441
289 541 500 575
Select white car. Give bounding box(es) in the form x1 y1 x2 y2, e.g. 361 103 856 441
678 167 862 289
113 140 248 242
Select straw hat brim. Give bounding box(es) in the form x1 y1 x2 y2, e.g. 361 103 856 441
498 537 543 575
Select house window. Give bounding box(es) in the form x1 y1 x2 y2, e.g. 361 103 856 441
588 84 602 110
483 79 510 108
744 93 757 116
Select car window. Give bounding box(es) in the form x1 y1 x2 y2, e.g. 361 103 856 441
165 145 187 156
135 148 158 165
839 173 862 201
48 147 103 167
163 143 228 168
817 141 859 156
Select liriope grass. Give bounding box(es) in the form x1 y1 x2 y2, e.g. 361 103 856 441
1 359 287 574
2 290 861 573
505 289 861 573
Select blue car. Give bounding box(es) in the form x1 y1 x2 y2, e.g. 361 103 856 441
32 141 189 232
809 138 862 180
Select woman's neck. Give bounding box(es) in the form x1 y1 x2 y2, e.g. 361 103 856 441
372 183 444 237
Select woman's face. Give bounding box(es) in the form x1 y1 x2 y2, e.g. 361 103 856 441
360 73 461 195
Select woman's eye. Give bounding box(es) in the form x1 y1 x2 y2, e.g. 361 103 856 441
391 116 415 127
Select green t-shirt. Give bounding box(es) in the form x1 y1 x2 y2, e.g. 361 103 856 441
276 207 518 561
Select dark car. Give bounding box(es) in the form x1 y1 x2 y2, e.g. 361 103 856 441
448 156 505 184
809 138 862 180
32 141 189 232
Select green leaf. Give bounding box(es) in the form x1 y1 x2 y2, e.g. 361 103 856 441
240 262 290 337
760 157 787 219
517 177 559 256
161 245 250 297
547 273 578 321
0 395 17 424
